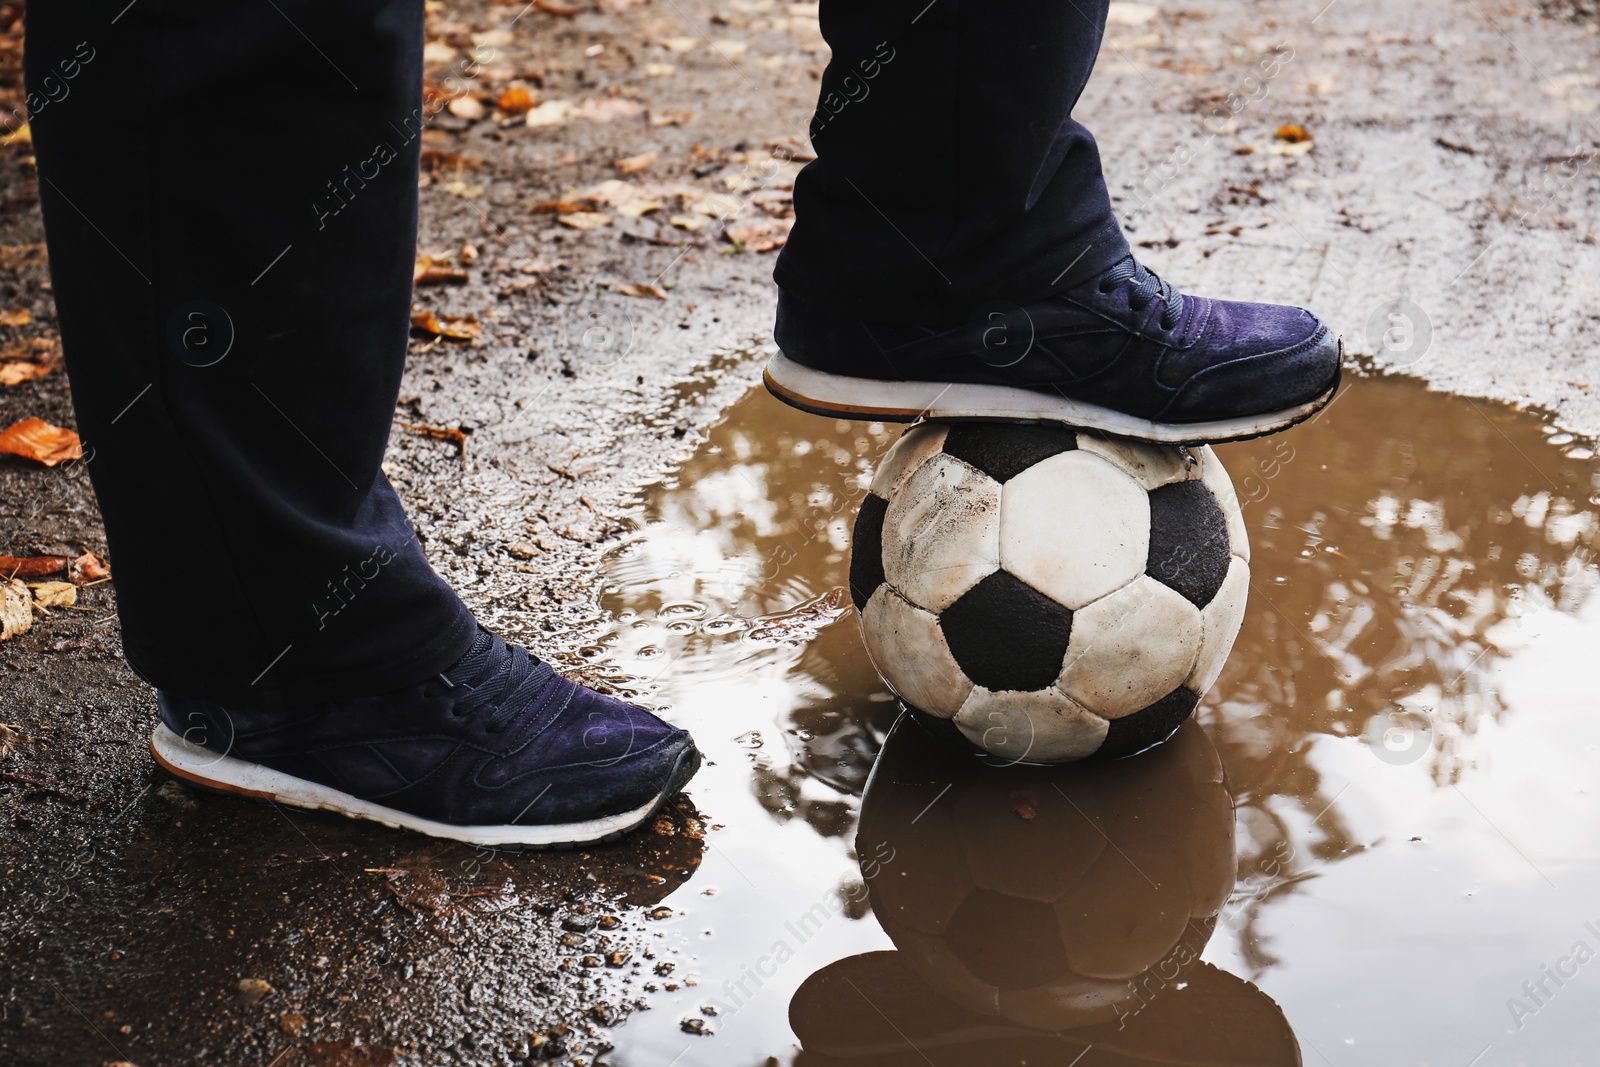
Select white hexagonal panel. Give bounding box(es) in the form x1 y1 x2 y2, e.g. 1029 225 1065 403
870 423 948 499
882 452 1002 612
953 686 1109 764
1198 445 1250 562
999 451 1150 610
859 586 973 717
1058 576 1203 719
1077 435 1198 490
1187 555 1250 694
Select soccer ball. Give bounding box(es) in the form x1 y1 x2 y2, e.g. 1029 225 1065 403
851 422 1249 763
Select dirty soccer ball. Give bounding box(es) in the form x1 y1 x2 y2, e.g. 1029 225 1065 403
850 422 1250 763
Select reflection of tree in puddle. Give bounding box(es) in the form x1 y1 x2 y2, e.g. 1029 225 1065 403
1210 373 1600 971
604 374 1600 976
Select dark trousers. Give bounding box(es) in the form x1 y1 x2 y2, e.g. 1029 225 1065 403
25 0 1118 710
27 0 476 709
777 0 1129 325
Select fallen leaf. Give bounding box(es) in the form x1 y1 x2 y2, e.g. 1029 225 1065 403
419 148 480 171
400 421 470 468
0 361 51 386
28 581 75 608
576 97 644 124
496 86 537 114
0 124 30 146
70 550 110 584
1107 2 1158 25
615 198 663 218
1274 123 1313 143
447 95 486 121
236 978 275 1006
726 215 795 252
422 41 457 64
525 99 577 127
0 308 31 327
669 214 710 231
440 179 485 199
613 283 668 300
409 310 481 341
557 211 612 230
414 255 469 286
0 555 69 579
614 150 659 174
0 723 27 759
535 0 584 14
649 108 695 127
709 39 748 58
644 62 676 77
685 192 743 218
0 417 83 466
0 579 30 641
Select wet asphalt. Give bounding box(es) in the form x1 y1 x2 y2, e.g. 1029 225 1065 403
3 0 1599 1064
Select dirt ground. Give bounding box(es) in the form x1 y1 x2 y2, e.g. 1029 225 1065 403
2 0 1598 1064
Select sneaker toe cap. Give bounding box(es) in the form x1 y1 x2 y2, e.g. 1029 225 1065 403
1164 302 1340 422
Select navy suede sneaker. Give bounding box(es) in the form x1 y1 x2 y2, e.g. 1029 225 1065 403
149 628 700 849
766 256 1342 444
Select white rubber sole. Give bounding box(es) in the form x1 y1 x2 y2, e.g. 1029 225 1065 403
149 724 692 849
763 352 1340 445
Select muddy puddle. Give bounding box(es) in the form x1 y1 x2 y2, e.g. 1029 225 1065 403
592 370 1600 1066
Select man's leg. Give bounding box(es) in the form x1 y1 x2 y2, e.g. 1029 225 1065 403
768 0 1341 445
777 0 1129 325
27 0 699 847
27 0 475 708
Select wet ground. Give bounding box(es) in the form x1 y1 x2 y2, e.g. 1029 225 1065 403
5 0 1600 1064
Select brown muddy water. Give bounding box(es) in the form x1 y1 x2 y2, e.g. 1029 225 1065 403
592 370 1600 1066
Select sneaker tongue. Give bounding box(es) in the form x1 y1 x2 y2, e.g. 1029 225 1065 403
443 629 558 728
445 629 501 689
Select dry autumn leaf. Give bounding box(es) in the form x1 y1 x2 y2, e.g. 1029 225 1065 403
448 95 486 121
400 422 470 469
535 0 583 13
0 308 32 327
576 98 644 124
525 100 576 127
649 109 694 128
614 150 659 174
0 123 30 147
496 86 537 114
1274 124 1313 143
28 581 74 608
613 283 668 300
0 361 50 386
0 579 29 641
0 555 69 579
0 417 82 466
557 211 612 230
409 310 480 341
414 255 470 286
71 550 110 584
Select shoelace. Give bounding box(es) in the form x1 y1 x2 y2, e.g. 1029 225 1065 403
437 629 556 733
1098 256 1184 330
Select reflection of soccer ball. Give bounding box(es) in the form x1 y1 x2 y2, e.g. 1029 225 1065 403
858 716 1238 1033
851 423 1249 763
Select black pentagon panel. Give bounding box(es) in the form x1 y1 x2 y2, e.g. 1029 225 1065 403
940 423 1078 483
943 888 1071 989
1096 687 1199 760
940 570 1073 692
849 493 890 611
1145 480 1231 608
